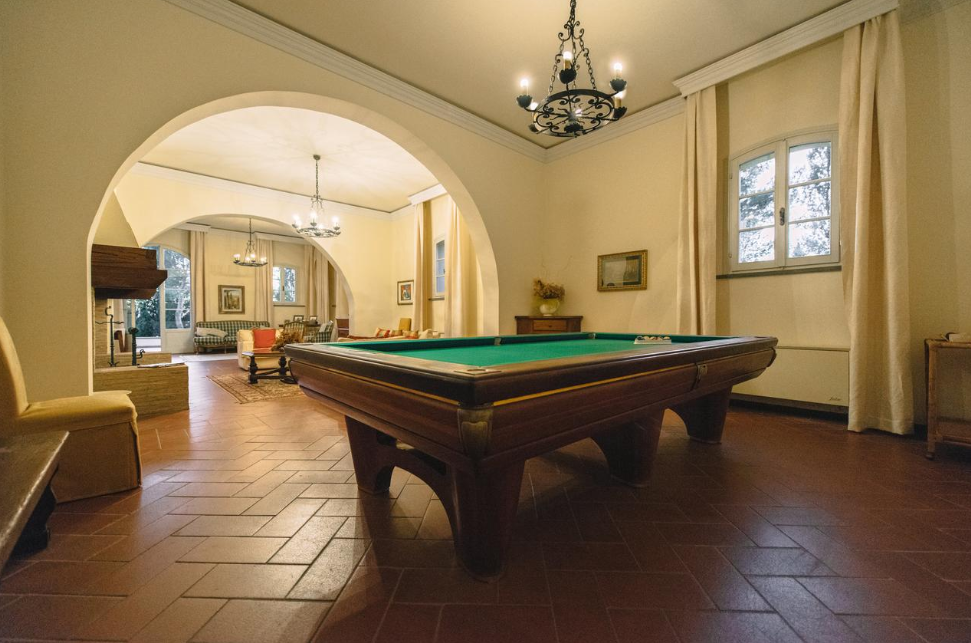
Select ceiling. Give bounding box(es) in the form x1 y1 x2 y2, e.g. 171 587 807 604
141 106 438 212
233 0 849 148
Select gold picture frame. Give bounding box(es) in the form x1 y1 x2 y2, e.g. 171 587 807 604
597 250 647 291
218 285 245 314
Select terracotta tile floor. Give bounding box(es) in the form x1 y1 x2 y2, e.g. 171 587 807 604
3 357 971 642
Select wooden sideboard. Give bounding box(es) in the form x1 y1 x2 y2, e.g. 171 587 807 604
515 315 583 335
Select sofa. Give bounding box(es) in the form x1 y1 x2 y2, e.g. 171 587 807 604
0 315 141 502
237 320 335 370
194 320 270 353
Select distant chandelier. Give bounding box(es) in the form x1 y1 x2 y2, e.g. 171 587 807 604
293 154 341 238
516 0 628 137
233 218 267 267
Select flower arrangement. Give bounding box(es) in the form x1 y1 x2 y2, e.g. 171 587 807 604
533 278 565 300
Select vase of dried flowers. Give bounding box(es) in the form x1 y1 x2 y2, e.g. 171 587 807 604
533 279 565 316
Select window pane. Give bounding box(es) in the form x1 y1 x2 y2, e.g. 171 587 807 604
284 267 297 303
435 240 445 260
739 153 775 196
739 228 775 263
272 266 281 302
788 220 831 258
163 250 191 330
789 142 831 184
435 275 445 294
788 182 831 221
739 193 774 229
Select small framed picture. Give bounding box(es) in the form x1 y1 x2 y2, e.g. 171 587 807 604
598 250 647 291
293 315 304 322
397 279 414 305
218 285 245 314
308 315 318 324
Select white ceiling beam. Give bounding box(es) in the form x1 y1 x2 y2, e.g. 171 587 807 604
129 162 395 220
408 184 448 205
673 0 899 96
163 0 546 162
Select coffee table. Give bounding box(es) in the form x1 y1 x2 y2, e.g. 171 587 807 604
242 349 295 385
0 431 68 571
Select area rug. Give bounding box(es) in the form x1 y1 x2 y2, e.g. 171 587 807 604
208 372 304 403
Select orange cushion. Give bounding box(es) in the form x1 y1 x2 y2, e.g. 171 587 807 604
252 328 276 349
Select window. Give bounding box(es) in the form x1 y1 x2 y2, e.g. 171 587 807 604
273 266 298 303
162 249 191 330
729 131 839 272
433 238 446 296
130 245 191 337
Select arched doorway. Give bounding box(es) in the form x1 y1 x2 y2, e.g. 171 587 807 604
90 92 500 347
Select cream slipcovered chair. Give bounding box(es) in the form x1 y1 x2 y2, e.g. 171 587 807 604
0 316 141 503
236 328 283 370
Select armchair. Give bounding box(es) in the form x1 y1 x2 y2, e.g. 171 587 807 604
237 328 282 370
0 316 141 503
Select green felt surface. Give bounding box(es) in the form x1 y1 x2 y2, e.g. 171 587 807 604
349 338 692 368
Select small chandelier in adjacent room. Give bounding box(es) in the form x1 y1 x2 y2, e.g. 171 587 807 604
293 154 341 238
516 0 628 137
233 218 267 267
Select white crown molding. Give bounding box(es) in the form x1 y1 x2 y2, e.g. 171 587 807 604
163 0 546 163
544 97 685 163
408 184 448 205
389 205 413 221
674 0 898 96
130 162 395 220
179 222 211 232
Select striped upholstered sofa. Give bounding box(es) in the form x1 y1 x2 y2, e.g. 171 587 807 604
194 320 270 353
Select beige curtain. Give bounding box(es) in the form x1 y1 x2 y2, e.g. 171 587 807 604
839 10 912 434
412 202 431 331
675 86 718 335
189 230 207 323
253 237 274 323
334 264 348 319
444 197 478 337
304 245 330 322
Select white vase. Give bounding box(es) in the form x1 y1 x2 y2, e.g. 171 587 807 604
538 299 561 316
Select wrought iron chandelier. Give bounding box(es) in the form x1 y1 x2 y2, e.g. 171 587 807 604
516 0 628 137
233 218 267 267
293 154 341 238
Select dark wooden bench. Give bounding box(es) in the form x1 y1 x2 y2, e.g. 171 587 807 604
0 431 68 571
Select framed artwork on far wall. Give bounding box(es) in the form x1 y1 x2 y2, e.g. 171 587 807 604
292 315 304 322
597 250 648 292
397 280 414 305
217 285 245 314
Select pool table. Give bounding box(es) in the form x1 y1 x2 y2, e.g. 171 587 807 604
287 332 776 580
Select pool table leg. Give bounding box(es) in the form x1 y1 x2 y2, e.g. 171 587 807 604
344 415 524 581
344 417 396 494
449 463 525 581
591 411 664 487
672 388 732 444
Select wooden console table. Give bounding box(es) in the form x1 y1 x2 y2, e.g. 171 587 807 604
516 315 582 335
925 337 971 459
0 431 68 571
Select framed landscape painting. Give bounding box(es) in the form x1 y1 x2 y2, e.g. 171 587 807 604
218 285 245 314
397 279 414 305
598 250 647 291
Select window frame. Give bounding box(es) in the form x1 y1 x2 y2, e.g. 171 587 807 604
728 129 840 274
433 236 446 298
272 264 299 304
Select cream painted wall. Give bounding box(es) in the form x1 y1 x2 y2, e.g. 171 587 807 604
115 171 395 336
543 117 684 332
903 0 971 419
718 38 851 350
93 194 139 247
0 0 539 400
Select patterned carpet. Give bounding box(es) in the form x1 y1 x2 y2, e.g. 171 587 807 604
208 371 304 403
